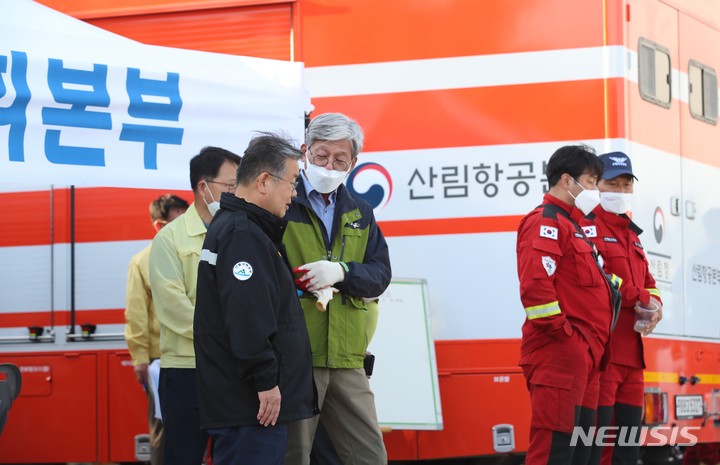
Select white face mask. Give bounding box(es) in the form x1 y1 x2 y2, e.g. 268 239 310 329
600 192 632 214
568 179 601 215
305 162 348 194
203 184 220 217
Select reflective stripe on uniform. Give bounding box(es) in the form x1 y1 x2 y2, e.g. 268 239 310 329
647 288 661 298
200 248 217 266
524 301 561 319
610 273 623 289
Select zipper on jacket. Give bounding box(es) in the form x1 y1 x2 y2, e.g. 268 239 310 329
339 235 347 262
339 235 349 305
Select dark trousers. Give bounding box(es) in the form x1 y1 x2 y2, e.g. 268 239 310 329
209 424 288 465
159 368 208 465
310 421 342 465
589 404 643 465
572 406 599 465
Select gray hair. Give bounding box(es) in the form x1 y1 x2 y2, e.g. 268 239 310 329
237 133 301 186
306 113 364 158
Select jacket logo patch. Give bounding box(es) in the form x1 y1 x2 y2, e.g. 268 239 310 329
582 225 597 237
540 225 558 240
634 241 643 249
541 256 556 276
574 232 584 238
603 237 618 243
233 261 253 281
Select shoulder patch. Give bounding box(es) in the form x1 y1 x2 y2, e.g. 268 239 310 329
541 256 557 276
582 225 597 237
232 261 253 281
634 241 643 249
540 225 558 240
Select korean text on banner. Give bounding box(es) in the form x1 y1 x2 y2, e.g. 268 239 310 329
0 0 310 189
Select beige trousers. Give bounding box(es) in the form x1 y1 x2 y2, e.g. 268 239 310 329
285 367 387 465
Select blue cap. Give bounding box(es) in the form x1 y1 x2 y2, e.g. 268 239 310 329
598 151 638 180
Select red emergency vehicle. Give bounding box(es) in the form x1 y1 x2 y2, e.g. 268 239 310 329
1 0 718 463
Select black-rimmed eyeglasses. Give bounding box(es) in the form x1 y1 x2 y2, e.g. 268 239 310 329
308 148 350 172
268 173 299 190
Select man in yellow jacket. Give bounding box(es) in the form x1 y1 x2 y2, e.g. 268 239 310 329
125 193 188 465
149 146 241 465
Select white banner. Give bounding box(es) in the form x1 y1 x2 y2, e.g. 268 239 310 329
0 0 310 189
347 139 628 222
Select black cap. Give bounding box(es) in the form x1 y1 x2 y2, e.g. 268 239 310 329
598 151 638 180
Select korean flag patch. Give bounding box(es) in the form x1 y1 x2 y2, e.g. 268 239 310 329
539 225 558 240
233 261 253 281
541 256 557 276
582 225 597 237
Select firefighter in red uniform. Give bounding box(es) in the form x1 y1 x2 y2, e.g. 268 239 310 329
517 145 620 465
585 152 662 465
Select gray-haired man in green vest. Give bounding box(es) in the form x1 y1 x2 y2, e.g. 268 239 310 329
284 113 392 465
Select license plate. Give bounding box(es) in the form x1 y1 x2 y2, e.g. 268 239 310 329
675 395 704 420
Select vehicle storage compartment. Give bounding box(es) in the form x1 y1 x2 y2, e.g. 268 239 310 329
0 353 98 463
108 351 150 463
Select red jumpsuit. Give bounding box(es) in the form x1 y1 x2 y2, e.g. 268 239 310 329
582 207 661 465
517 194 616 465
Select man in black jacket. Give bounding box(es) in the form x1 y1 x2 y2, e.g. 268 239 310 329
194 134 316 465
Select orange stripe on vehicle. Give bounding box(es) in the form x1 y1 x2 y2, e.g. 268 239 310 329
301 0 611 67
0 311 54 329
38 0 289 19
693 374 720 385
605 75 626 140
379 215 523 237
71 188 192 244
0 190 54 247
0 188 192 247
605 0 626 47
313 80 617 153
88 4 293 61
644 371 680 384
0 309 126 328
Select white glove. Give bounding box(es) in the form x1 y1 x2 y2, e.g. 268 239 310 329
294 261 345 292
313 287 338 312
